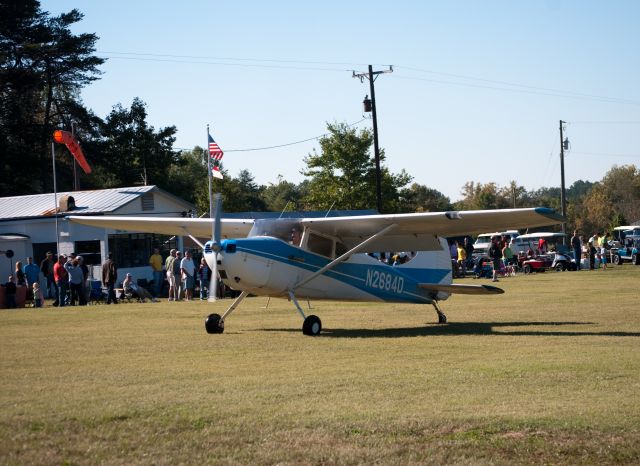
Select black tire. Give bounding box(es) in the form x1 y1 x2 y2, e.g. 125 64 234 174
568 263 577 271
612 254 621 265
523 264 532 274
302 315 322 336
633 254 640 266
205 313 224 334
555 263 565 272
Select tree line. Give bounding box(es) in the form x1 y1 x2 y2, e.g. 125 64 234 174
2 1 639 235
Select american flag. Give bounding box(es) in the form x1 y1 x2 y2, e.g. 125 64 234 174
208 133 224 179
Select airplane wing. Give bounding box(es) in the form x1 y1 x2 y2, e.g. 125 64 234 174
300 207 564 252
66 216 254 239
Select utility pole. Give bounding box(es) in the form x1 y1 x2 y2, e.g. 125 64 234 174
559 120 568 244
353 65 393 213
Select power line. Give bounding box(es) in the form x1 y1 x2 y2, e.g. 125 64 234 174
99 50 380 68
98 51 639 106
175 119 368 153
571 151 640 158
389 74 640 106
395 65 639 105
568 121 640 124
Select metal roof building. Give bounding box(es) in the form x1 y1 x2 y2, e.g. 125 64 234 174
0 186 196 282
0 185 194 221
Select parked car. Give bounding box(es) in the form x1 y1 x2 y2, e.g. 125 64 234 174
520 250 576 273
611 234 640 265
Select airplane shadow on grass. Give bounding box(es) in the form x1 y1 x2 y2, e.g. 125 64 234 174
262 321 640 338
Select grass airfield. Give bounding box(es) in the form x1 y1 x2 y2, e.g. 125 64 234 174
1 267 639 465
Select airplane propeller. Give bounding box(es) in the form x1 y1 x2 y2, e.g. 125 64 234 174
208 193 222 302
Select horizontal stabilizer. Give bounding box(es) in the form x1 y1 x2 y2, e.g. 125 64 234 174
418 283 504 295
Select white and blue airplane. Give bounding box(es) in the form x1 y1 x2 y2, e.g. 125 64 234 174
69 199 563 336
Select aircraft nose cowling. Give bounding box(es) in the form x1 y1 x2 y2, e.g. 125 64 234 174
215 238 278 292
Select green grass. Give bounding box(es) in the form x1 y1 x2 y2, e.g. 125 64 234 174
1 267 639 465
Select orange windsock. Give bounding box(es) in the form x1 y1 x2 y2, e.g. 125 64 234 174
53 130 92 174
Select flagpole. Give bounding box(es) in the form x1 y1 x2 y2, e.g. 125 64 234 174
207 125 214 240
51 141 60 255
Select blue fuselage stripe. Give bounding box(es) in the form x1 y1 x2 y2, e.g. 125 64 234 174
221 237 449 303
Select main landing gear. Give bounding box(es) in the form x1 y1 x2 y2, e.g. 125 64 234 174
289 291 322 336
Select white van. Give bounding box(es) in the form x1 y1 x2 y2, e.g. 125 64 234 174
510 232 567 256
473 230 519 256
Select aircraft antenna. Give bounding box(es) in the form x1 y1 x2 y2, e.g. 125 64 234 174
324 200 336 217
278 201 292 219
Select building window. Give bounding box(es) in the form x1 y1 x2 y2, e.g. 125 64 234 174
141 193 154 211
108 233 172 268
75 240 101 265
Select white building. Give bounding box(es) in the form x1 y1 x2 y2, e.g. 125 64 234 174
0 186 196 282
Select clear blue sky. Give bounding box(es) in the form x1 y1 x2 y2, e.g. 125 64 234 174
44 0 640 201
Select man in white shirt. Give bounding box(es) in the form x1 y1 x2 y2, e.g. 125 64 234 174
180 250 196 301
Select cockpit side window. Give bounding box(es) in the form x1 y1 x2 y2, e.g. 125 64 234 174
307 233 333 258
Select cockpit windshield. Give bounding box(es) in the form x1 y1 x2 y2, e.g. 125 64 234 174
248 218 303 243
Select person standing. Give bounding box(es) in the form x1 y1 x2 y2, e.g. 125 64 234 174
164 249 177 302
502 241 514 266
102 252 118 304
588 239 596 270
32 282 45 308
14 261 26 286
571 230 582 270
149 248 163 297
40 252 56 299
488 236 502 282
456 242 467 277
599 231 609 270
464 237 474 270
173 251 183 300
77 256 90 303
53 255 68 307
23 257 40 289
180 250 195 301
64 258 86 306
4 275 17 308
197 258 210 300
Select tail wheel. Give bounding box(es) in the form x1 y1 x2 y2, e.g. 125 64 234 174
205 313 224 334
302 315 322 336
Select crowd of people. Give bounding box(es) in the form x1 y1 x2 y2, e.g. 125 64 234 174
446 229 618 282
1 246 220 308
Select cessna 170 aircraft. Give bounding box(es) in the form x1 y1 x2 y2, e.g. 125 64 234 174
68 199 563 336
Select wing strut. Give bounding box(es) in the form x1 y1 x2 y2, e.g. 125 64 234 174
181 228 205 249
292 223 397 291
